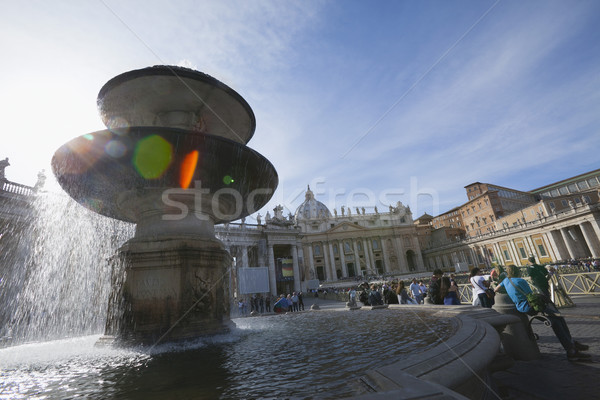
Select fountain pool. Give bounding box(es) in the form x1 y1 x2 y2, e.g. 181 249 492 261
0 309 453 399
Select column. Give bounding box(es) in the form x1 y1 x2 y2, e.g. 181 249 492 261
365 238 375 273
507 240 521 264
362 238 372 274
380 237 392 273
550 230 570 261
524 236 537 260
412 236 425 270
339 241 348 277
352 240 362 276
579 222 600 258
241 245 249 268
323 242 333 281
559 228 577 259
395 237 409 271
307 244 316 279
470 248 479 266
542 230 561 261
292 245 301 292
492 243 503 264
523 236 539 259
328 242 337 280
588 218 600 241
267 244 277 296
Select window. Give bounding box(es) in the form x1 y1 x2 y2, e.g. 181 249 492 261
357 242 362 251
314 245 321 256
503 249 511 261
549 202 555 209
583 195 591 203
577 181 589 190
372 239 379 250
519 246 527 259
568 183 577 193
333 244 338 255
587 177 599 187
537 244 547 257
559 187 569 195
344 241 352 253
561 200 568 207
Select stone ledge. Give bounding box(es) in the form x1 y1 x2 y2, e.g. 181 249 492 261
350 306 512 399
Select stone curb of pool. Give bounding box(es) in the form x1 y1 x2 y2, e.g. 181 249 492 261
310 305 522 399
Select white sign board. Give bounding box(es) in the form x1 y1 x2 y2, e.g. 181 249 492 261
238 267 270 294
306 279 320 290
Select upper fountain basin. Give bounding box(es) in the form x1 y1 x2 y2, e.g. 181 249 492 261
97 66 256 145
51 127 278 224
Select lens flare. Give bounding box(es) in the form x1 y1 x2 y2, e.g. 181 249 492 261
133 135 172 179
105 140 127 158
223 175 234 185
179 150 199 189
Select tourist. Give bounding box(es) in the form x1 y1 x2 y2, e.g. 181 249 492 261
386 284 399 304
298 292 305 310
418 280 427 304
470 267 494 308
494 265 590 361
409 278 422 304
396 281 415 304
258 294 265 313
527 256 550 297
427 269 444 305
286 294 294 312
358 285 370 306
265 295 271 313
237 298 244 316
368 284 383 306
348 288 357 307
441 277 461 305
449 273 457 288
291 292 299 312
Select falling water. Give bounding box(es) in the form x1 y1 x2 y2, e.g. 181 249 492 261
0 190 134 343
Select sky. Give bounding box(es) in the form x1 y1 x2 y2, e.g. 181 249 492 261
1 0 599 221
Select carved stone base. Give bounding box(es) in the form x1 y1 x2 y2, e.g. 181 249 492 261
104 236 232 346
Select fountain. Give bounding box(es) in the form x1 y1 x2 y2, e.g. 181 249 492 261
51 65 278 345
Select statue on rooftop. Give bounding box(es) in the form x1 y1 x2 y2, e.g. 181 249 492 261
0 158 9 180
34 170 47 192
274 205 284 219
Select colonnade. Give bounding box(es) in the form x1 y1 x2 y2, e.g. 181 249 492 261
305 234 425 280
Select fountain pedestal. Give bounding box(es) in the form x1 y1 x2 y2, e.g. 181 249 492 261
104 236 232 345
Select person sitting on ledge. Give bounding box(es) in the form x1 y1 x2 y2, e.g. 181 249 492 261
427 269 444 305
494 264 590 361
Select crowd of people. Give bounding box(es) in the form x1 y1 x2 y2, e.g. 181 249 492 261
236 292 305 316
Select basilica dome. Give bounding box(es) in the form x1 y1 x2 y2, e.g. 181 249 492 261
295 186 331 220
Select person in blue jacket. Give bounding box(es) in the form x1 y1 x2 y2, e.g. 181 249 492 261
494 264 589 361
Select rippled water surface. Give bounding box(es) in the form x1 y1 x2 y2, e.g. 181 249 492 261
0 310 453 399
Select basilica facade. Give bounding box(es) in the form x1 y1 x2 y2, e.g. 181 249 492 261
218 186 426 297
